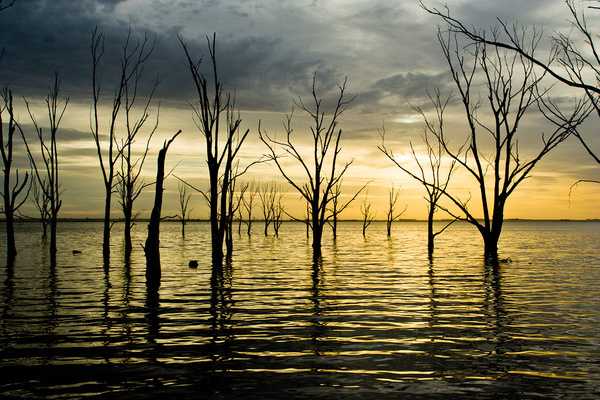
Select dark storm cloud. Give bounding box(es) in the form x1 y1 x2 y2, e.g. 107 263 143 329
0 0 348 112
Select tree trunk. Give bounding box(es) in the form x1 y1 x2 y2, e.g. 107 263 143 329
332 214 337 240
386 219 392 237
102 187 111 264
49 216 58 268
49 216 57 259
312 222 323 256
427 206 435 257
181 219 185 237
208 165 223 266
5 211 16 262
124 207 132 254
145 130 180 289
483 232 499 263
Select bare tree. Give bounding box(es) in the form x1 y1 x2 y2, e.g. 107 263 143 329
273 195 284 237
327 180 365 240
259 74 355 256
380 107 457 255
20 75 68 261
225 167 248 256
90 28 154 263
179 34 250 265
31 178 50 238
0 89 30 262
422 1 600 182
178 183 191 237
258 182 276 236
115 37 157 255
360 195 375 237
241 182 257 236
386 31 587 261
144 130 181 289
386 186 407 237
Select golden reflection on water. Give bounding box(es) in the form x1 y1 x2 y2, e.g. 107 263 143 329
1 220 600 398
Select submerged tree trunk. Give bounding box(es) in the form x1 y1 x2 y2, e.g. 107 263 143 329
5 211 16 262
102 189 111 264
427 206 435 257
144 130 181 289
123 207 132 254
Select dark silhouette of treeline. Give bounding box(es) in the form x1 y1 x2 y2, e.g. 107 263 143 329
1 0 599 290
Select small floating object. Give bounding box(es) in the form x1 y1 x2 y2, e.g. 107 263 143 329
499 257 512 264
72 250 82 255
188 260 199 268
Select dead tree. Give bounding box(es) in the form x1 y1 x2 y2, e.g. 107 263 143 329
20 75 68 260
327 180 364 240
0 89 30 261
32 178 50 238
179 34 250 265
116 37 157 255
242 182 256 236
389 31 587 261
386 186 407 237
259 74 356 256
360 196 375 237
90 28 154 264
258 183 276 236
225 166 248 256
144 130 181 289
380 115 456 255
273 194 284 237
178 183 191 237
423 1 599 183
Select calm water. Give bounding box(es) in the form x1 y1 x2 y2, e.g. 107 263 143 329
1 221 600 399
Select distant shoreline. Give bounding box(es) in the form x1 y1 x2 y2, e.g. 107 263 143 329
3 218 599 223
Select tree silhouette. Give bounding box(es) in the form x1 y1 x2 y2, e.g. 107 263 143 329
360 195 375 237
178 183 192 237
380 106 456 256
422 1 599 185
385 186 407 238
20 75 68 262
144 130 181 289
383 30 588 262
90 28 154 265
260 74 356 256
0 89 30 262
179 34 250 265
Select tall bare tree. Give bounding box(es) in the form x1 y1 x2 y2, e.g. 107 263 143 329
179 34 250 265
385 186 407 238
386 31 587 261
380 106 457 255
0 89 30 261
116 52 158 254
90 28 154 264
20 75 68 261
178 183 191 237
260 74 356 256
360 195 375 237
422 1 600 183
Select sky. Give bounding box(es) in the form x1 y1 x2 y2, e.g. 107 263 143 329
1 0 599 220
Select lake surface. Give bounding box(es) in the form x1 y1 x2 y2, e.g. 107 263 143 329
1 221 599 399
